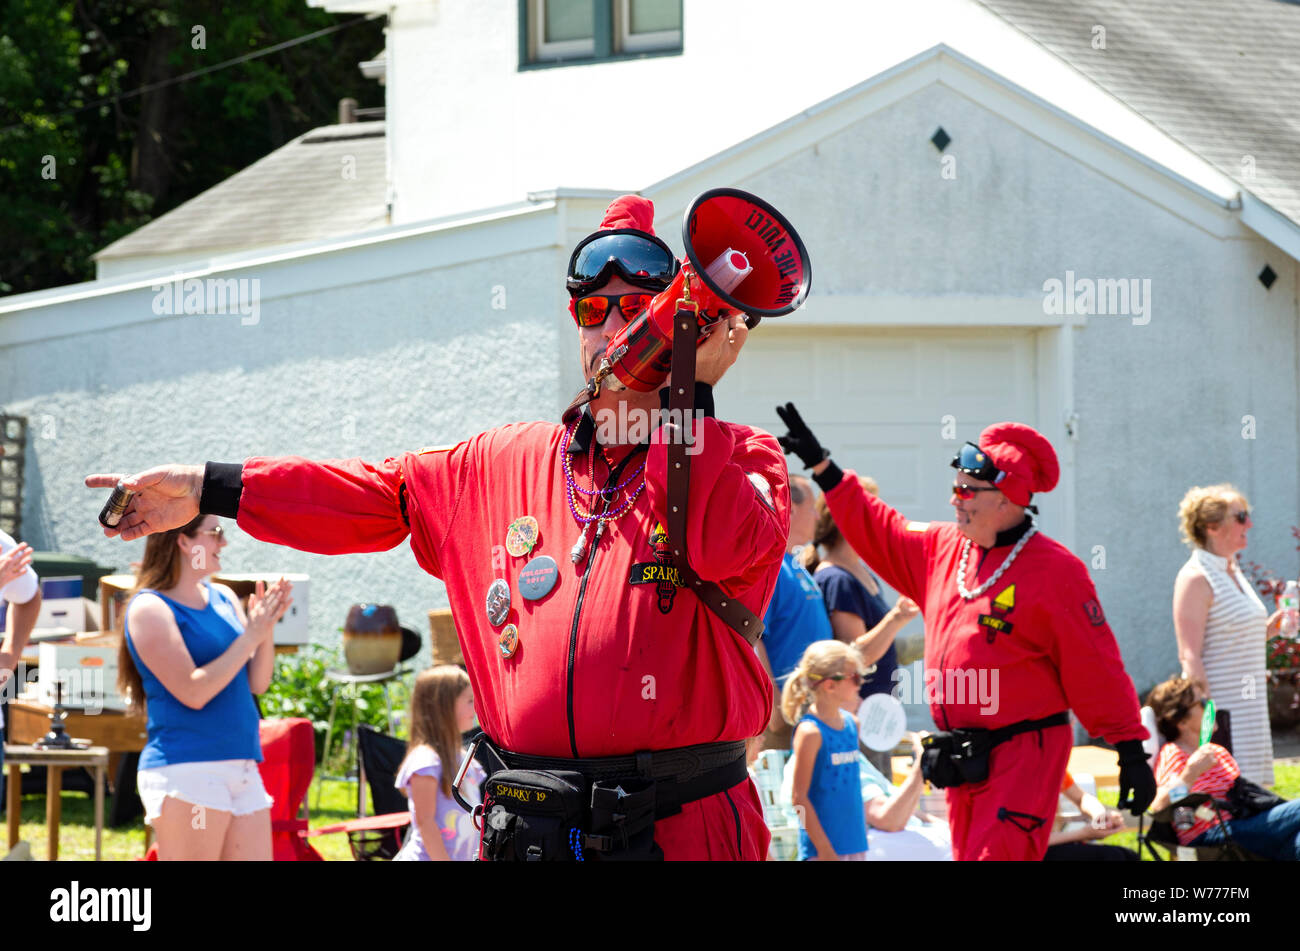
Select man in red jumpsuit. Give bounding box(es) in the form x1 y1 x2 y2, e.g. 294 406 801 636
775 405 1156 860
88 197 786 861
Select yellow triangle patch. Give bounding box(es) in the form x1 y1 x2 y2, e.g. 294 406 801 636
906 521 930 533
992 584 1016 612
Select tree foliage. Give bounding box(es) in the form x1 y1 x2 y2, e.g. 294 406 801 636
0 0 384 295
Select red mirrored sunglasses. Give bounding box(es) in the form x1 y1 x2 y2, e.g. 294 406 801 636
571 293 655 328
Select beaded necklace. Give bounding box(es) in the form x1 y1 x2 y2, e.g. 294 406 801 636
955 516 1038 600
561 417 648 564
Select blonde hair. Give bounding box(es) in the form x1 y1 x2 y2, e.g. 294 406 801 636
1177 483 1247 549
407 665 472 798
780 639 867 725
799 476 879 573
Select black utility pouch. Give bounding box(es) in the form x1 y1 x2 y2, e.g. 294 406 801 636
921 730 992 788
588 778 663 861
479 770 588 862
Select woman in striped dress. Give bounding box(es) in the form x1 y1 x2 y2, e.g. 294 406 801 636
1172 485 1281 787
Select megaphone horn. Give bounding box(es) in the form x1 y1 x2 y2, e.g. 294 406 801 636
603 188 812 392
683 187 811 318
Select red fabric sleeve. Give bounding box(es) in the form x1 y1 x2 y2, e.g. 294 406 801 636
1046 565 1147 745
236 455 411 557
644 420 788 591
822 469 930 608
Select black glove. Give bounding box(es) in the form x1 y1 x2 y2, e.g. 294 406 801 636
775 402 830 470
1115 739 1157 815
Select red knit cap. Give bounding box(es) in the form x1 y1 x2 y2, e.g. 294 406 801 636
597 195 657 235
978 422 1060 507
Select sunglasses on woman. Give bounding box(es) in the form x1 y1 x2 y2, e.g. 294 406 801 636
1228 509 1251 525
195 526 225 539
571 293 655 328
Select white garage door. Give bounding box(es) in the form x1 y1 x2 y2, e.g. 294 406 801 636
715 325 1041 525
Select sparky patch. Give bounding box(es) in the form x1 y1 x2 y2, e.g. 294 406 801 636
1082 599 1106 627
979 613 1014 644
747 472 776 511
629 563 684 588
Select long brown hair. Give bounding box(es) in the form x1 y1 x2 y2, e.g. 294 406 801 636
407 665 472 798
117 513 208 715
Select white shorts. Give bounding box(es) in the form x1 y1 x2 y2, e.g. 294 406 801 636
137 759 274 824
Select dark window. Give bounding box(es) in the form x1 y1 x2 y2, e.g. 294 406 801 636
522 0 682 67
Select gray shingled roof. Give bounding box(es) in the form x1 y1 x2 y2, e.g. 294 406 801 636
974 0 1300 227
96 123 389 261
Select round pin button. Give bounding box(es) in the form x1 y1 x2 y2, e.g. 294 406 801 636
505 516 539 557
518 555 559 601
498 624 519 659
485 579 511 627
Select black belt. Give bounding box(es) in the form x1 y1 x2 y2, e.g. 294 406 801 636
466 734 749 820
984 711 1070 746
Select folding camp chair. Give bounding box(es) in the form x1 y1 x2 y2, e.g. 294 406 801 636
304 725 410 860
1137 791 1265 862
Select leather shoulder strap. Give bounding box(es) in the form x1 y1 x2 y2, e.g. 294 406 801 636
664 307 764 647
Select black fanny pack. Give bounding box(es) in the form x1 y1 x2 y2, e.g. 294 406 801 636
920 712 1069 789
452 733 748 861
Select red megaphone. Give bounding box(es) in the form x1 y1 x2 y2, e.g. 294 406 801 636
603 188 812 392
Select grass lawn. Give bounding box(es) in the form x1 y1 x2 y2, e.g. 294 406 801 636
3 775 366 862
4 761 1297 861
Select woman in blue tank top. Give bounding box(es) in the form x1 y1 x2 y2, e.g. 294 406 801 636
782 640 871 860
118 513 292 860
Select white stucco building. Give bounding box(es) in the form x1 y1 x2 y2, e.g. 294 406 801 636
3 0 1299 720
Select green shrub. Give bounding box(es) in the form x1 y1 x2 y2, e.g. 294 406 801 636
258 644 411 773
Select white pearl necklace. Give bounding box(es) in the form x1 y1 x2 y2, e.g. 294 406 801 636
955 517 1038 601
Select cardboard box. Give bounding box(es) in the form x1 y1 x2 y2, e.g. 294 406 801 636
38 642 125 712
211 572 310 645
34 595 98 634
428 609 463 667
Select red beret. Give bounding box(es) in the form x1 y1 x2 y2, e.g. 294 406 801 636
978 422 1059 507
597 195 657 236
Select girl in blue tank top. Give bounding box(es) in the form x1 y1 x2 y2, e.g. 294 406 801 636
118 513 292 860
782 640 870 860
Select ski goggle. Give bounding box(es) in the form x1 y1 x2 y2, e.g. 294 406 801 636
566 230 679 296
571 293 655 328
950 441 1004 483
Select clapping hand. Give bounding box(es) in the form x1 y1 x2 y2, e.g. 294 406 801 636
0 542 33 590
247 578 293 642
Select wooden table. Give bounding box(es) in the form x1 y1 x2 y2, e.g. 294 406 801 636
5 698 146 783
5 743 109 860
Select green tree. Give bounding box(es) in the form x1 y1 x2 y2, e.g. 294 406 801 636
0 0 384 295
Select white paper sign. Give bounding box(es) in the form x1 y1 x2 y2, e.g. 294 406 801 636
857 693 907 752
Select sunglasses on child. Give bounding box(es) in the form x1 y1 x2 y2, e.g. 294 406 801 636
571 292 655 328
812 671 863 685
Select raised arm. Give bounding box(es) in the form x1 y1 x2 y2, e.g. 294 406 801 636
0 538 41 686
